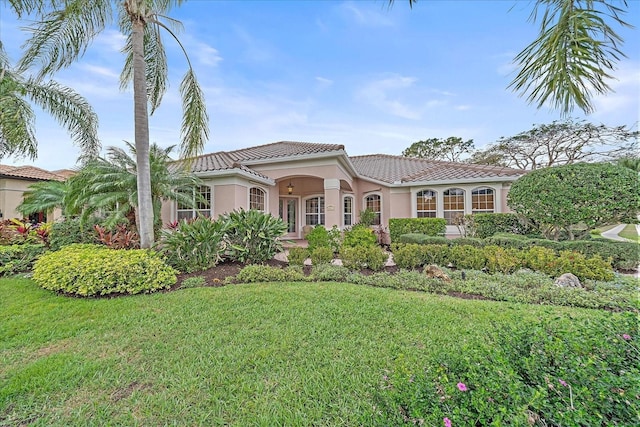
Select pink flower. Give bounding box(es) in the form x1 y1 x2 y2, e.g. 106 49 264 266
559 379 568 387
444 417 452 427
622 334 632 341
457 382 468 392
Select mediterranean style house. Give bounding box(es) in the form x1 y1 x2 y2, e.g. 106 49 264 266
161 141 525 238
0 165 71 223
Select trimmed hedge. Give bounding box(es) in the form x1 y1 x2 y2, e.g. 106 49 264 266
465 213 536 239
389 218 446 242
33 244 177 296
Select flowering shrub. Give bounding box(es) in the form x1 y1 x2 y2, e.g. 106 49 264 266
375 314 639 426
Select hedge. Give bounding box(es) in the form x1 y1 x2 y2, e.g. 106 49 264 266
465 213 536 239
389 218 446 242
33 244 177 296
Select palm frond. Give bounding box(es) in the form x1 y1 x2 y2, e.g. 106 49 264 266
17 0 113 79
17 180 68 216
509 0 631 115
179 69 209 159
0 75 38 160
23 78 100 162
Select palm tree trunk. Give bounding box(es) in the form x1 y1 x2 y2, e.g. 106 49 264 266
131 17 154 248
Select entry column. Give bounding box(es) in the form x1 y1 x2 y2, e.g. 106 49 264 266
323 178 341 229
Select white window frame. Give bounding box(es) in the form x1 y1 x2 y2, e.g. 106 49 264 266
304 195 325 226
443 188 464 225
364 193 382 226
471 187 495 214
343 195 354 227
177 185 212 221
416 189 437 218
249 187 267 212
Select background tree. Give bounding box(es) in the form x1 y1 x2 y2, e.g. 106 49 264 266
616 156 640 173
507 162 639 240
402 137 474 162
12 0 209 248
470 119 638 170
393 0 632 116
0 41 99 161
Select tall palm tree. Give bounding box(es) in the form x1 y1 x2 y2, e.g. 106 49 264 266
394 0 631 116
11 0 209 248
0 41 99 161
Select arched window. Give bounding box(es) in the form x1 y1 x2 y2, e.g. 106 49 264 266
443 188 464 225
416 189 437 218
249 187 266 211
472 187 494 214
365 194 381 226
305 196 325 226
343 195 354 227
177 185 211 220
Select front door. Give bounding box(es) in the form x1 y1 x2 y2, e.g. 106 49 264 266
279 197 298 239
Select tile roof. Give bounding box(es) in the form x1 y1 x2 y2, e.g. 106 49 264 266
349 154 524 184
0 164 67 181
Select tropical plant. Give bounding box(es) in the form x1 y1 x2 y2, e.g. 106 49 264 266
0 41 99 161
17 179 80 219
393 0 632 115
69 142 205 231
220 209 288 264
11 0 209 248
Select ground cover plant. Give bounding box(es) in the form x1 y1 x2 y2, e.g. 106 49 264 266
1 277 636 425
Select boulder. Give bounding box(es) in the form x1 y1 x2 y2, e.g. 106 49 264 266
554 273 582 288
424 265 452 283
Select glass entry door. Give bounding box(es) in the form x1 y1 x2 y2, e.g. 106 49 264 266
279 198 298 238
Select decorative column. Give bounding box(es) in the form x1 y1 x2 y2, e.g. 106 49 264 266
323 178 341 229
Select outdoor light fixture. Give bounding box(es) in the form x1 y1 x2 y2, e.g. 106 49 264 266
287 181 294 195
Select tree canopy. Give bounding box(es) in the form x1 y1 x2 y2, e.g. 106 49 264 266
402 137 474 162
470 119 638 170
507 162 639 240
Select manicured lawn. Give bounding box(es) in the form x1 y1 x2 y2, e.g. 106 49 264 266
619 224 640 243
0 277 635 425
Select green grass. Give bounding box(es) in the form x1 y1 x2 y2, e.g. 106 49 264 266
0 277 632 425
618 224 640 243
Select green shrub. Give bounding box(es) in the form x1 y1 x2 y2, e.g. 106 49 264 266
555 251 615 282
221 209 287 264
310 247 333 265
388 218 446 242
305 225 330 251
49 217 100 251
181 276 206 289
287 247 309 266
0 244 47 276
342 224 377 249
464 212 535 238
559 240 639 271
421 244 450 266
449 237 485 247
397 233 449 245
311 264 350 282
448 245 486 270
484 235 531 249
376 314 639 426
327 225 343 253
391 243 423 269
158 217 227 273
340 246 387 271
234 264 308 283
484 245 524 274
32 244 176 296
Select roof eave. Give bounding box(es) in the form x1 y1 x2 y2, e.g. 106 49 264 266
194 169 275 185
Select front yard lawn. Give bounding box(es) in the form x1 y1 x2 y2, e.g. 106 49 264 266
1 277 637 425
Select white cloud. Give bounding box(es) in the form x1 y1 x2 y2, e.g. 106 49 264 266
94 29 127 52
591 61 640 121
193 42 223 67
315 76 334 88
357 75 421 120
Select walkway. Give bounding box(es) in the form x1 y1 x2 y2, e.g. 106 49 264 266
600 224 635 242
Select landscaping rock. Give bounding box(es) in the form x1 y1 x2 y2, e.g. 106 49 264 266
554 273 582 288
424 265 451 283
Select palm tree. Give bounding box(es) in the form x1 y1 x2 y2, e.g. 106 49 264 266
393 0 631 116
68 142 205 230
0 41 99 161
11 0 209 248
18 142 204 229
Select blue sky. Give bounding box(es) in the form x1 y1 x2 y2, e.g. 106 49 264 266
1 0 639 170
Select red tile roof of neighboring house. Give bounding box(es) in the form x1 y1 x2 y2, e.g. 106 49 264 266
350 154 524 184
0 164 67 181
